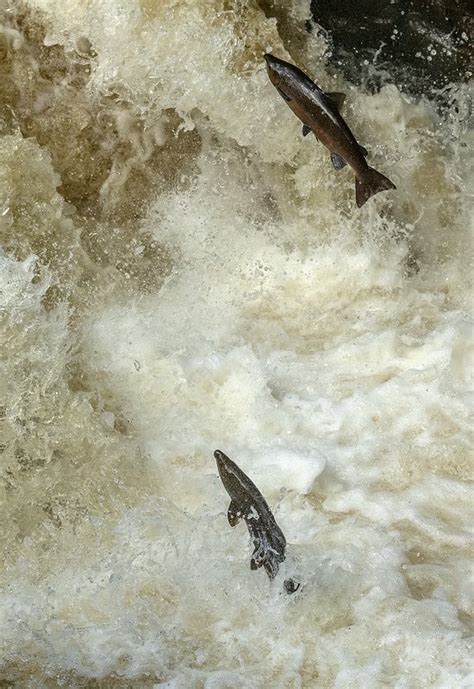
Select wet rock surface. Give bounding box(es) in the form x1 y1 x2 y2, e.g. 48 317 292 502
310 0 472 96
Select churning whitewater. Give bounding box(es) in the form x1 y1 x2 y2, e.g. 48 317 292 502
0 1 472 687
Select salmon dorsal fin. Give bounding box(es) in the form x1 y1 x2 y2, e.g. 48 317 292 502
326 91 346 111
302 124 312 137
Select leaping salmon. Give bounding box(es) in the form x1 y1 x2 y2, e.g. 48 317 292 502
214 450 300 593
264 53 396 207
215 449 286 579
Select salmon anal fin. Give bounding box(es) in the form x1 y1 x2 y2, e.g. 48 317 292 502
302 124 312 137
359 144 369 157
331 152 347 170
326 91 346 111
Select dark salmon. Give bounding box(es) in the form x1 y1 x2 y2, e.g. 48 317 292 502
214 449 286 580
264 53 396 207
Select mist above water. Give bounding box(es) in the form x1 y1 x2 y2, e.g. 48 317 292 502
0 1 472 687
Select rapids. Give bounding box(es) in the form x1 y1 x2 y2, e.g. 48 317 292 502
0 1 472 687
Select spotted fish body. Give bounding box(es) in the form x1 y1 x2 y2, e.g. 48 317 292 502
264 53 396 207
214 449 286 579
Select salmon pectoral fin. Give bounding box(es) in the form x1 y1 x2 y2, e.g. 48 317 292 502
302 124 312 137
355 167 396 207
331 152 347 170
326 91 346 111
227 500 241 527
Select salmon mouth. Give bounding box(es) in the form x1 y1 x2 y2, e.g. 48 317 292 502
263 54 285 82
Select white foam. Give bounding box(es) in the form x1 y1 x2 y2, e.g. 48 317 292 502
1 0 472 687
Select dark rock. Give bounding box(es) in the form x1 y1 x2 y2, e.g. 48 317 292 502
310 0 472 96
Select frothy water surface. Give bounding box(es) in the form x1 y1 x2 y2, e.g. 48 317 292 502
0 1 472 687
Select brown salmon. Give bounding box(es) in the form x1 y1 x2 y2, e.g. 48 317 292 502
264 53 396 207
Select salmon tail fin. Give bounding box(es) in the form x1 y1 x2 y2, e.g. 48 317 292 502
355 167 396 208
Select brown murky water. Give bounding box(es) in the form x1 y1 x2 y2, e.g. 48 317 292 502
0 1 472 687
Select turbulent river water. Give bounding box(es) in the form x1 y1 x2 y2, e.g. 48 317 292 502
0 1 473 687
